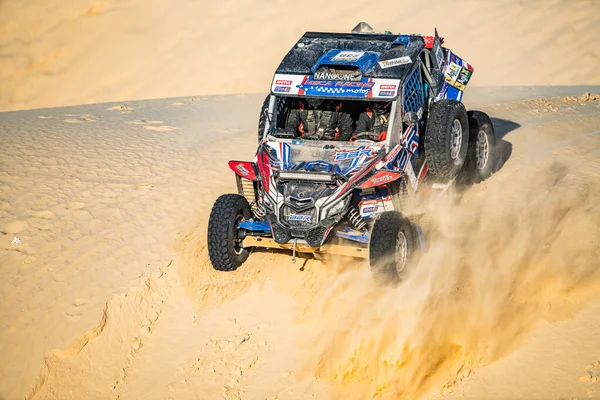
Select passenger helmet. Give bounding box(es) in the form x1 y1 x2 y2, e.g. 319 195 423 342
371 101 391 114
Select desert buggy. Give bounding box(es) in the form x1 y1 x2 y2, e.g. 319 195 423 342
207 23 497 284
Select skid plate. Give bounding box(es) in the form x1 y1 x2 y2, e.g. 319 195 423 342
243 236 368 259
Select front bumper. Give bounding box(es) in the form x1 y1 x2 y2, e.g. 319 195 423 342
267 214 335 248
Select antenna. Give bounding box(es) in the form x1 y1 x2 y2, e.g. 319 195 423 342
351 22 374 33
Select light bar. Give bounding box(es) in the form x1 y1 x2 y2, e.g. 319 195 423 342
278 171 335 183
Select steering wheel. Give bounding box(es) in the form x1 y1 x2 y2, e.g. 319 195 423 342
351 132 377 142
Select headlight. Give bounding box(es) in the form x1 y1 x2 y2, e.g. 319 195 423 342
324 197 349 218
278 171 335 183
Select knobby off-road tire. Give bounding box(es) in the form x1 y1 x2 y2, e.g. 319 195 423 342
459 110 497 184
388 178 410 213
424 99 469 180
257 94 270 142
207 194 252 271
369 211 416 286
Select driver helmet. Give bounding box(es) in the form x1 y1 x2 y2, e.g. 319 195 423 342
307 98 324 108
370 101 391 115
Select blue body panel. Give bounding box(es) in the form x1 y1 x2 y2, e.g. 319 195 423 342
238 220 271 233
335 227 370 243
312 50 381 74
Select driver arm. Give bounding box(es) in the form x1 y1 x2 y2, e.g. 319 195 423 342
336 112 353 141
286 109 302 134
354 112 371 134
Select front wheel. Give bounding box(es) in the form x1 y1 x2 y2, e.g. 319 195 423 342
207 194 252 271
369 211 416 286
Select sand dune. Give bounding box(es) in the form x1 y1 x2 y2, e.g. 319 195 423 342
2 0 600 398
1 0 599 111
1 87 600 399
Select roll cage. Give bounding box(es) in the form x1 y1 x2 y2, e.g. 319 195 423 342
262 44 444 151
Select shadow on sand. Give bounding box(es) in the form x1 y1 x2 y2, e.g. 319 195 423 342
491 117 520 172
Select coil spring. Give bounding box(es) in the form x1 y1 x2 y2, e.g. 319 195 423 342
348 207 366 230
253 202 266 219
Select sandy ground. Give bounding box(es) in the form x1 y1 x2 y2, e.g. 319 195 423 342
1 0 599 111
2 0 600 398
1 86 600 400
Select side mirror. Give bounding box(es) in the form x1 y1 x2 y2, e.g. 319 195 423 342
403 111 418 126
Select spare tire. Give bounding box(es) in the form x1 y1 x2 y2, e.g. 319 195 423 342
424 99 469 180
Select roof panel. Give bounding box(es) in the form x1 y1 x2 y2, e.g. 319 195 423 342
275 32 425 80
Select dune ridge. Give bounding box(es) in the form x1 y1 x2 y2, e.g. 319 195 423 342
0 0 599 112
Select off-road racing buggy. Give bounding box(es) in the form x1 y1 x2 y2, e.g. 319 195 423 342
207 23 497 284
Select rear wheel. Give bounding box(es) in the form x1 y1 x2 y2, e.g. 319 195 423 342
424 99 469 180
207 194 251 271
369 211 416 286
459 111 497 184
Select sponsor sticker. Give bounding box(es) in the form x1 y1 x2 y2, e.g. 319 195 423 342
297 80 375 97
378 90 395 97
288 214 312 222
454 67 472 90
313 71 362 82
334 146 374 161
275 80 292 85
378 56 412 69
332 51 365 62
274 86 291 92
360 196 390 206
371 174 395 185
235 164 249 175
444 62 461 85
380 84 396 90
361 206 378 214
301 80 374 88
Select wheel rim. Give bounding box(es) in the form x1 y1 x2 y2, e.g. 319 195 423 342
476 130 489 170
395 231 408 275
233 215 244 255
450 119 463 160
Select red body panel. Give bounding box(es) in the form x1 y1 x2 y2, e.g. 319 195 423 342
359 170 403 189
228 161 258 181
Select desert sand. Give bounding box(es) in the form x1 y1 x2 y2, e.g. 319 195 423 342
1 89 600 400
1 1 600 399
1 0 599 112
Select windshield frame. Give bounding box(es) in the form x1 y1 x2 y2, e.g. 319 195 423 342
262 94 400 152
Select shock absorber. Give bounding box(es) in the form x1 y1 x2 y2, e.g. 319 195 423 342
348 207 367 230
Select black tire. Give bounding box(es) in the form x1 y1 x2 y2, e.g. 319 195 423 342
257 94 270 142
459 111 497 184
388 178 409 213
424 99 469 180
207 194 252 271
369 211 416 286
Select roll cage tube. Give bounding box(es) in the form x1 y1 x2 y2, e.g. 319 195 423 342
262 94 277 141
383 100 398 151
